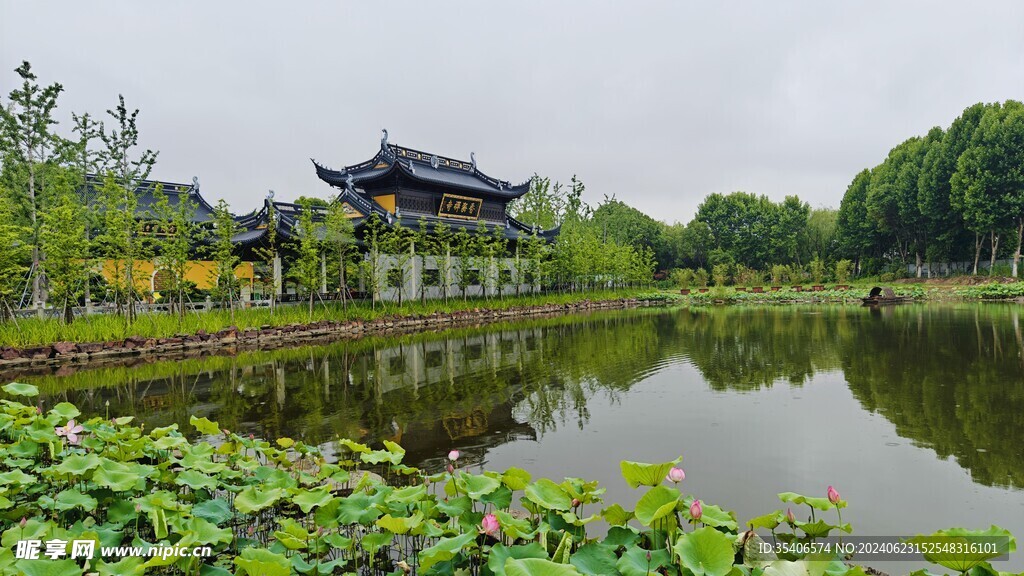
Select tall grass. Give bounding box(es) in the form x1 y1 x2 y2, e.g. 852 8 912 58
0 290 644 348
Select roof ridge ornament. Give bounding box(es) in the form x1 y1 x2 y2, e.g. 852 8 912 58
470 152 476 170
266 189 275 200
430 154 439 169
381 128 388 149
192 176 199 190
408 160 415 174
345 172 354 188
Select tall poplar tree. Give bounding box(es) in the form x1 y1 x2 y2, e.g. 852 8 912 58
0 61 66 307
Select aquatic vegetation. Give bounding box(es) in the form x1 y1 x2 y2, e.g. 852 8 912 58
0 383 1015 575
955 283 1024 300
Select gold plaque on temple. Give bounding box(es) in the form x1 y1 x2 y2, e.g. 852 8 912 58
438 193 482 220
340 202 363 218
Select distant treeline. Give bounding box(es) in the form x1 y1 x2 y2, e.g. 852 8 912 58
837 100 1024 277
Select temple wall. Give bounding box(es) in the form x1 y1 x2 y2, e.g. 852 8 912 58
97 259 256 294
366 252 540 302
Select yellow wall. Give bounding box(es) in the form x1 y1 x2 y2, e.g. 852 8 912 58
375 194 396 214
99 259 255 291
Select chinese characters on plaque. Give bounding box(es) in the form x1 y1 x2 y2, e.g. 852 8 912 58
437 194 482 220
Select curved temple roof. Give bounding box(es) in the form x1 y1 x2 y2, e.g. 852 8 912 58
312 141 532 199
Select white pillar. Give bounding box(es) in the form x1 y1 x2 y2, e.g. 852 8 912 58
273 254 282 296
321 252 327 293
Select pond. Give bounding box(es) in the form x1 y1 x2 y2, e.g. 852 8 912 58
15 303 1024 572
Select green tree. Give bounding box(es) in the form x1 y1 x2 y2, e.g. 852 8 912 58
39 180 87 323
0 188 31 319
70 112 103 306
324 201 356 309
290 198 323 317
952 102 1022 275
432 220 453 302
151 185 202 319
0 61 67 308
96 95 158 322
360 213 386 309
510 174 563 230
452 226 474 300
836 170 877 273
382 220 412 307
252 200 279 312
208 199 240 318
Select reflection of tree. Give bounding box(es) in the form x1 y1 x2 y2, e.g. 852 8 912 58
679 306 846 390
840 305 1024 489
23 304 1024 489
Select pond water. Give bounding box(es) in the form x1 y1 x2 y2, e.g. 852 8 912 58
17 304 1024 571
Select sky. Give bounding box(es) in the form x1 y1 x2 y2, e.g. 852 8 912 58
2 1 1023 223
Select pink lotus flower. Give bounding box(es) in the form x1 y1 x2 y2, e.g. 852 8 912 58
448 450 460 462
666 467 686 483
785 508 795 524
56 419 84 445
480 513 500 536
20 517 27 528
827 485 841 504
690 499 703 521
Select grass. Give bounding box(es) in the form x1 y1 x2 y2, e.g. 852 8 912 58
0 289 648 348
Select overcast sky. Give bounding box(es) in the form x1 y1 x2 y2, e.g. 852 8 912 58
2 2 1023 223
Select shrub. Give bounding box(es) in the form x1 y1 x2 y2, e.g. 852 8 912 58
835 260 853 284
694 268 709 288
712 263 731 287
671 268 696 288
770 264 787 285
810 257 826 284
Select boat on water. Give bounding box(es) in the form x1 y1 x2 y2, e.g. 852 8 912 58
862 286 912 306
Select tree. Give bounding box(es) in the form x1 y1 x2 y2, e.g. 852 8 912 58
208 199 240 318
803 207 838 264
69 112 102 305
591 196 667 268
290 198 322 317
452 226 474 300
0 61 67 307
432 220 453 302
489 222 509 298
0 188 31 320
252 200 279 312
836 170 876 273
324 201 356 309
96 94 158 322
151 184 202 319
94 175 149 321
382 220 412 307
952 102 1022 275
510 175 563 230
39 179 87 323
921 104 988 271
360 213 386 309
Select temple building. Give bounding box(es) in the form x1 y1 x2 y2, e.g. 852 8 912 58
89 132 558 304
311 130 558 243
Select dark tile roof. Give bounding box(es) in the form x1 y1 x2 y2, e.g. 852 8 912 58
312 141 531 199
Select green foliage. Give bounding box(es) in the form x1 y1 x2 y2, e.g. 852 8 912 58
207 199 240 308
0 394 1000 576
39 178 88 323
834 260 853 284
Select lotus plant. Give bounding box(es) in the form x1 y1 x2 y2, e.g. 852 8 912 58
480 513 500 536
666 466 685 483
55 419 84 445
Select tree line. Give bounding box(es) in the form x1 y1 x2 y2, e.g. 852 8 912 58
837 100 1024 277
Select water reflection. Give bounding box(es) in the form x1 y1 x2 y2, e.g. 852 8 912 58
19 304 1024 490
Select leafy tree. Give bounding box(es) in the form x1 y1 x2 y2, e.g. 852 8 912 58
803 207 837 264
489 222 509 298
290 198 323 317
324 201 356 309
208 199 240 318
836 170 876 273
0 61 67 307
96 94 158 322
952 102 1022 275
432 220 453 302
592 196 667 268
511 174 563 230
452 225 474 300
39 179 87 323
382 220 412 307
69 112 102 305
835 259 853 284
360 213 386 309
0 188 31 320
252 200 279 312
151 184 202 319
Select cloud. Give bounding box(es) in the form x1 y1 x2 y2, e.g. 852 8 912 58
3 0 1023 222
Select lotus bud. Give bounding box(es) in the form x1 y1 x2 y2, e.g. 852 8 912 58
480 513 500 536
222 428 230 436
690 499 703 521
666 467 685 483
785 508 795 524
572 498 581 508
35 406 41 414
446 463 454 474
448 449 460 462
827 485 840 504
135 503 142 513
249 433 254 441
20 517 27 528
645 550 652 562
